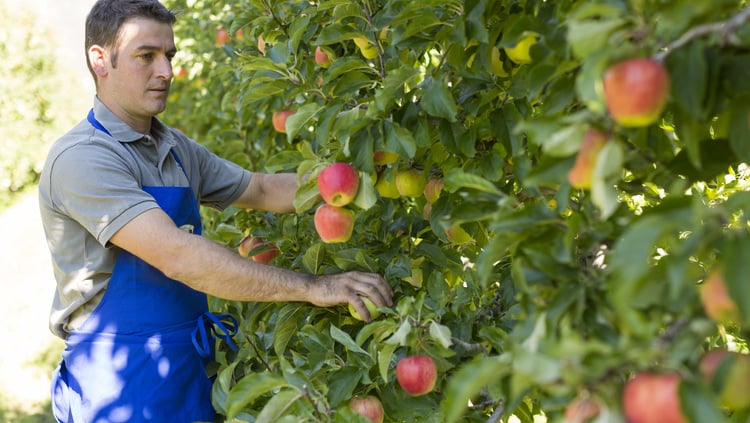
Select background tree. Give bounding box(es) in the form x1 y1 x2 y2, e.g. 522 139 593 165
163 0 750 422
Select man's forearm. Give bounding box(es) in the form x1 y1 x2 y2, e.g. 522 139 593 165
163 229 315 302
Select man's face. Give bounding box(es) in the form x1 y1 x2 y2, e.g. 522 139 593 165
101 17 176 130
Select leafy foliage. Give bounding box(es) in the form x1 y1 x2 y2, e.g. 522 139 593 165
0 2 85 209
164 0 750 421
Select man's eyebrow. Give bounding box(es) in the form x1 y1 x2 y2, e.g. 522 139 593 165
134 45 178 55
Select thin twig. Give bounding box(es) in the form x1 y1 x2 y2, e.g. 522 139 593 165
655 5 750 62
451 337 489 355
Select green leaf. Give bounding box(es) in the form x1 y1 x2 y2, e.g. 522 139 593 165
420 78 458 122
330 325 371 358
722 236 750 326
590 140 624 218
274 304 304 356
728 98 750 163
668 41 708 120
327 366 365 407
293 176 322 213
444 168 501 195
384 120 417 159
302 243 325 274
679 379 729 423
286 104 324 143
378 342 398 382
240 80 289 105
352 172 378 210
429 321 453 349
442 354 512 423
255 389 303 423
374 67 421 114
226 372 290 419
567 17 626 59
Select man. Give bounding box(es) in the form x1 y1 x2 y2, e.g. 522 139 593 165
38 1 392 422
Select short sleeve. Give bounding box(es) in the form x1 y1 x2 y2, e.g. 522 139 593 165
47 143 159 246
171 131 251 210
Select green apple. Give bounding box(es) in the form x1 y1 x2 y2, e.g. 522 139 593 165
348 296 381 321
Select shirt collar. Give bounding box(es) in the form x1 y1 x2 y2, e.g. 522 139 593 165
92 96 174 147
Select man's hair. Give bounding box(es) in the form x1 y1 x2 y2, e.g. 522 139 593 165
85 0 177 83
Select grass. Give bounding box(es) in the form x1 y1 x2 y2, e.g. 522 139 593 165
0 341 63 423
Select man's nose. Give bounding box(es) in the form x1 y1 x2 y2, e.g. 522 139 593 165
156 56 173 80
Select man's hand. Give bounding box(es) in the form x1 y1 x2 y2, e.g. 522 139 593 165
308 271 393 322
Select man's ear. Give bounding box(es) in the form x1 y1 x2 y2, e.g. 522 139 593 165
88 45 108 77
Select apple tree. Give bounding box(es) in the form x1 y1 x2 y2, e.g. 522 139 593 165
163 0 750 422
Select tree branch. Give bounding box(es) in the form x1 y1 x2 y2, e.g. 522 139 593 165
655 5 750 62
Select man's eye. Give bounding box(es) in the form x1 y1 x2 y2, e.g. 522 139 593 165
139 53 153 60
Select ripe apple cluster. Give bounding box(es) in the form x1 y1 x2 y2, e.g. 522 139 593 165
313 162 359 243
568 57 670 190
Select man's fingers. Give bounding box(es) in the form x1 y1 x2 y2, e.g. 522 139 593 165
349 271 393 307
349 295 373 322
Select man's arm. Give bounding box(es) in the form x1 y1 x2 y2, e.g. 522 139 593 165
233 172 301 213
109 208 392 321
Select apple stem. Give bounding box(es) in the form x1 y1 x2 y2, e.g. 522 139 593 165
655 5 750 62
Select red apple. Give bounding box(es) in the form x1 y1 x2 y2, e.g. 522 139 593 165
216 28 230 47
396 355 437 396
235 28 244 40
395 169 426 198
314 204 354 243
699 269 741 326
568 128 609 189
272 109 295 133
238 236 279 264
603 58 670 127
622 372 687 423
317 162 360 207
315 46 333 68
423 177 444 204
699 349 750 410
348 396 384 423
564 397 601 423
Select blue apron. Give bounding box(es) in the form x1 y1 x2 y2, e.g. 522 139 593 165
51 111 238 422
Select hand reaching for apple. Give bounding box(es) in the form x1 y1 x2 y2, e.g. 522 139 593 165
308 271 393 322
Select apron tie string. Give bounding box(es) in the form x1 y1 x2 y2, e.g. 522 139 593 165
192 312 239 358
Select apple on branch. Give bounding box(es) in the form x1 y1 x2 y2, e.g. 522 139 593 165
348 396 384 423
375 172 400 199
568 128 609 189
272 109 295 133
314 204 354 243
699 269 741 326
563 396 601 423
423 177 444 204
348 296 382 321
396 354 438 397
603 58 670 127
373 150 399 166
317 162 360 207
395 168 426 198
237 235 279 264
622 372 687 423
215 28 230 48
314 46 333 68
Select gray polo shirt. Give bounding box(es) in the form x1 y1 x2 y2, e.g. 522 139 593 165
39 97 252 339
